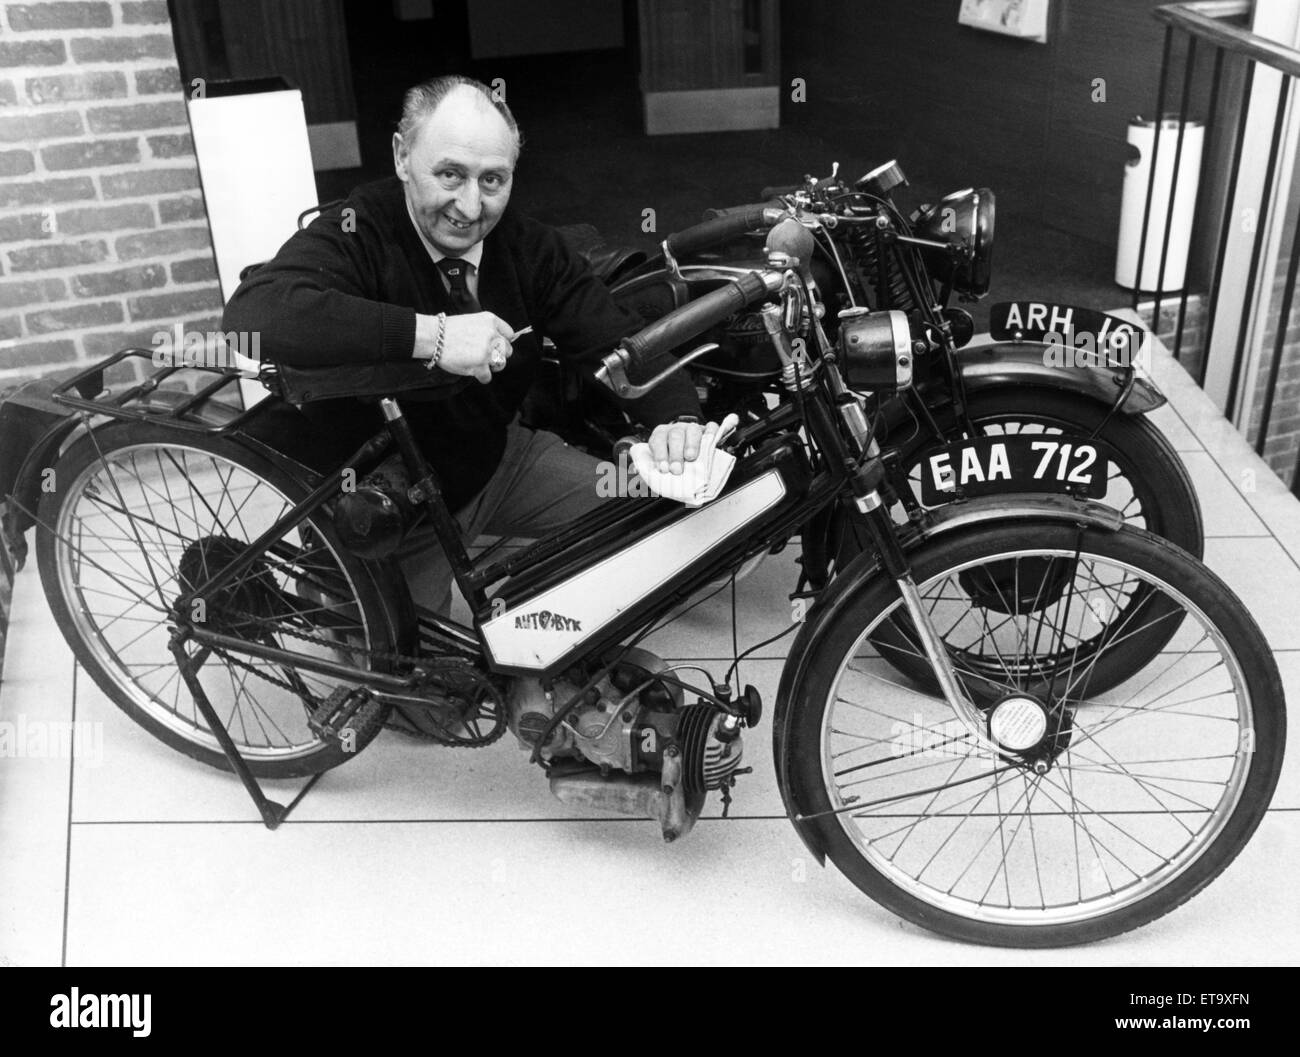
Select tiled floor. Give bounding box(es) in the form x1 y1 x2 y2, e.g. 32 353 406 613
2 324 1298 966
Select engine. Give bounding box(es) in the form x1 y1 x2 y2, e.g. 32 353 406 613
507 648 759 841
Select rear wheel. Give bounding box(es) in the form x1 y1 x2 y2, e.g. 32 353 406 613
785 521 1284 946
856 388 1202 695
902 387 1204 557
36 421 401 778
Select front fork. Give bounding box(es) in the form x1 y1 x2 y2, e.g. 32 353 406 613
850 489 998 752
763 296 1000 753
830 370 1002 755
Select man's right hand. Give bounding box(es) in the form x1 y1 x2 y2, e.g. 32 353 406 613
415 311 517 384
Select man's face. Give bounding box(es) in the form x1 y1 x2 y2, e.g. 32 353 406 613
393 88 516 256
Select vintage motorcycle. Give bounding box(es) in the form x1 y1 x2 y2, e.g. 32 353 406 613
4 222 1283 947
530 159 1204 582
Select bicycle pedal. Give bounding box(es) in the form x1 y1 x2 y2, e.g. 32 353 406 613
309 686 379 745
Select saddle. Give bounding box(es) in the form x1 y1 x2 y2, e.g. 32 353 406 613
555 223 649 285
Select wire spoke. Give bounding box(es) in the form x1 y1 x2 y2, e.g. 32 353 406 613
820 537 1260 928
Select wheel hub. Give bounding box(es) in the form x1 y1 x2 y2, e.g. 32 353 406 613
987 694 1049 751
986 692 1076 773
177 535 280 633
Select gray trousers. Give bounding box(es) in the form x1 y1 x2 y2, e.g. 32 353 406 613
396 419 605 613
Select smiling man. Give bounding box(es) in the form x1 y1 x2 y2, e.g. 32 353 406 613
224 75 706 612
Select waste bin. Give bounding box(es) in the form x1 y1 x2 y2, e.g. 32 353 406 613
1116 115 1205 291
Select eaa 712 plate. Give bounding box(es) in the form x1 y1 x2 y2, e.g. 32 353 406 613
919 434 1111 505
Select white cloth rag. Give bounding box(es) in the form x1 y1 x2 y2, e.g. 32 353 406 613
629 414 740 507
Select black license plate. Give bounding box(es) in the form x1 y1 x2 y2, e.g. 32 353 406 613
918 435 1111 505
988 301 1147 362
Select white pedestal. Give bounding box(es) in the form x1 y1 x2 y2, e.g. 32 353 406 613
188 81 320 405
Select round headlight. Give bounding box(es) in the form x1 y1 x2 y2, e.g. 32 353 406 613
914 187 996 297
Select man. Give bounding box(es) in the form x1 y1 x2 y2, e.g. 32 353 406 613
224 75 709 611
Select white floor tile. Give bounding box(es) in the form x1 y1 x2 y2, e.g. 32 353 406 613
1202 537 1300 651
69 654 790 824
0 566 75 966
634 579 739 660
1144 401 1203 453
1179 452 1269 537
1169 413 1300 566
61 807 1298 966
1240 482 1300 569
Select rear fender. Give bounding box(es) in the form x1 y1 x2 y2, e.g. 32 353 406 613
956 340 1166 414
771 494 1124 864
0 382 81 567
6 385 418 654
4 385 249 539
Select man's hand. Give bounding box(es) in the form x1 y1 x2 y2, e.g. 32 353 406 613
648 420 706 475
415 311 516 384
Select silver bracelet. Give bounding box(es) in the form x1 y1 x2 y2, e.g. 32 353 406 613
426 312 446 371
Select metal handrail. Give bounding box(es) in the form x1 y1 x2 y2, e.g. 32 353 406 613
1155 2 1300 76
1145 1 1300 494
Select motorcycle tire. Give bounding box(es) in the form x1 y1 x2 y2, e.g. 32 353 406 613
901 387 1205 558
851 387 1202 698
783 520 1284 946
35 421 400 778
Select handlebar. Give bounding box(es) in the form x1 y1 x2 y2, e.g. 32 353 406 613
759 184 801 200
663 207 785 258
598 269 782 397
703 201 787 220
624 270 775 364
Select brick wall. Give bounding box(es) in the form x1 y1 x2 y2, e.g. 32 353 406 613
1142 280 1300 484
1140 296 1207 383
0 0 221 389
1244 276 1300 482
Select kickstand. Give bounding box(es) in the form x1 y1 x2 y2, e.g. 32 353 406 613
170 636 323 829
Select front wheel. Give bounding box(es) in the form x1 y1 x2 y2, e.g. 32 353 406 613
783 521 1284 946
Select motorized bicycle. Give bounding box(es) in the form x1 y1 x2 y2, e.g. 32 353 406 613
6 222 1282 947
529 159 1205 583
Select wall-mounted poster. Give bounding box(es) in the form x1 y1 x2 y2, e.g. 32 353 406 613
957 0 1050 43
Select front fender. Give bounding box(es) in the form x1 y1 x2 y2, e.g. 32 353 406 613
956 340 1166 414
771 494 1124 865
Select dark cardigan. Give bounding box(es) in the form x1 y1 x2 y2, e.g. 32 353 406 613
223 176 697 510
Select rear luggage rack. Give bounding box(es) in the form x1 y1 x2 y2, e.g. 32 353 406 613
50 347 279 434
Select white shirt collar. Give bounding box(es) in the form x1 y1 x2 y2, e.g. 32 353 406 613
406 199 484 270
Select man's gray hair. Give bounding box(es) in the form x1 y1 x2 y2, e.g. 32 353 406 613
397 75 522 154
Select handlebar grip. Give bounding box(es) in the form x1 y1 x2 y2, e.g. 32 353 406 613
759 184 801 200
622 271 772 366
664 208 778 258
703 201 784 221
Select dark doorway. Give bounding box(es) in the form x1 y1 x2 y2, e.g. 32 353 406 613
331 1 832 248
169 1 1130 321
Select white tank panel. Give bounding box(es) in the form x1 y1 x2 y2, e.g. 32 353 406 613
481 470 787 669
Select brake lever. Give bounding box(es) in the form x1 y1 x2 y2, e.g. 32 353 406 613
595 342 720 399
